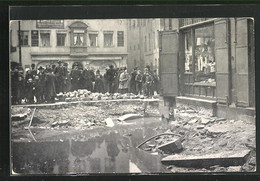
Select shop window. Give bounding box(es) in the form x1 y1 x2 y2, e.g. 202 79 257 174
184 31 193 72
19 31 29 46
31 30 38 46
89 33 98 47
104 32 113 47
40 33 50 47
194 25 215 83
57 33 66 46
117 31 124 47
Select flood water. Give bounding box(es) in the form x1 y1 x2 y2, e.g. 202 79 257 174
12 117 168 174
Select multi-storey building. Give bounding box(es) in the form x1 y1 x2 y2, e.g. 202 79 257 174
126 18 161 72
10 19 128 74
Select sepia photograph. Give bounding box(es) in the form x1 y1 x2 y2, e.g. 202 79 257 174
9 17 256 174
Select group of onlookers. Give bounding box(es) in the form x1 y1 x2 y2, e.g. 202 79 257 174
11 61 160 105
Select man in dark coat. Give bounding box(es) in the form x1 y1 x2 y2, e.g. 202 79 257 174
135 70 143 95
82 64 93 91
45 68 56 103
70 64 81 91
54 60 64 93
94 70 104 93
106 65 117 93
63 63 71 93
130 67 137 94
31 64 37 78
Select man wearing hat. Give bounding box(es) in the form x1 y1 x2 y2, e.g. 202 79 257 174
45 67 56 103
36 66 46 103
130 67 138 94
70 63 81 91
106 65 117 93
54 60 64 93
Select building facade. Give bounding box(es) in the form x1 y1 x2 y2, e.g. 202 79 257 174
10 19 128 74
127 19 161 72
159 18 255 109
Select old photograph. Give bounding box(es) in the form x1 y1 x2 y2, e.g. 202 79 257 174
10 18 256 174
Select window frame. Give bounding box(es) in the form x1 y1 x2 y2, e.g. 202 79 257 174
56 33 66 47
117 31 124 47
40 31 51 47
31 30 39 47
19 30 29 46
103 31 114 47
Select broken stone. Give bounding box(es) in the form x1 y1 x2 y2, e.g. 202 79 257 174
188 118 198 124
161 149 251 168
12 113 27 121
216 118 226 122
201 117 210 125
157 138 183 154
104 118 114 127
197 125 205 129
227 166 242 172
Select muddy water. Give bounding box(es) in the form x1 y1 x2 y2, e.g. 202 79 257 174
12 117 167 174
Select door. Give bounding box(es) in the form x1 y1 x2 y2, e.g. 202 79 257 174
214 18 231 104
159 30 179 97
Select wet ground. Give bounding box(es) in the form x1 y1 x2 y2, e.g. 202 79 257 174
11 100 256 174
12 117 169 174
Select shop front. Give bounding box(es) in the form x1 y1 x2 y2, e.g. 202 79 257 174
159 18 255 108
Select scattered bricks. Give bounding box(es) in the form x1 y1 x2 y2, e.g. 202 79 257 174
11 113 27 121
157 138 183 154
161 149 251 168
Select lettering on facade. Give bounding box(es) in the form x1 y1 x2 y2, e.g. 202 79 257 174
36 20 64 29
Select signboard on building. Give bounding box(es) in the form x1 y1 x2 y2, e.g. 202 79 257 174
36 20 64 29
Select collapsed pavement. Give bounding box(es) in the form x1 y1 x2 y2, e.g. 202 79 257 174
136 105 256 172
11 97 256 173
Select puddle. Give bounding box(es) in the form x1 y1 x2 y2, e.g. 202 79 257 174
12 117 167 174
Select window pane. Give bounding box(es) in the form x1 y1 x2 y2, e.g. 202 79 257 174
31 30 38 46
40 33 50 46
194 25 215 83
117 31 124 47
104 33 113 47
20 31 29 46
57 34 66 46
184 31 193 72
73 33 84 46
89 34 98 47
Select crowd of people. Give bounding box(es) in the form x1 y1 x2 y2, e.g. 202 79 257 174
11 61 160 105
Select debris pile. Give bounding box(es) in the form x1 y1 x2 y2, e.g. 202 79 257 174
56 89 159 102
137 105 256 172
